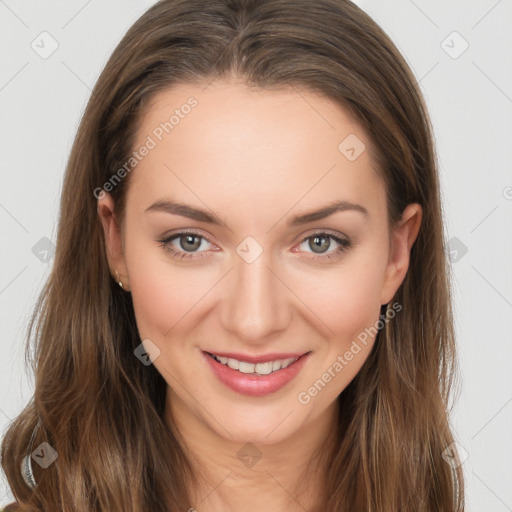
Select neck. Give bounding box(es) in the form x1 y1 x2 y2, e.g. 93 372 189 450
165 389 339 512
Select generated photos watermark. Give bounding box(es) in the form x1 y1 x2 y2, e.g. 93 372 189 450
94 96 198 200
297 301 402 405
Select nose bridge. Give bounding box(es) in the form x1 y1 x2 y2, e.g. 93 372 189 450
221 252 289 342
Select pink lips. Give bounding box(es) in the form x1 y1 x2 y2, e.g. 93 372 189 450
203 350 310 397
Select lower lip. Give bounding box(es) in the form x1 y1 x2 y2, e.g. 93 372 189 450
203 351 310 397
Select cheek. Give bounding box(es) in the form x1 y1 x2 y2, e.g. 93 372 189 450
124 239 213 340
298 253 388 341
293 257 388 407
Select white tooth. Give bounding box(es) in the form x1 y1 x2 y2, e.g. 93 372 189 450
227 358 239 370
272 360 282 371
281 357 296 369
255 361 273 375
218 356 228 364
238 361 256 373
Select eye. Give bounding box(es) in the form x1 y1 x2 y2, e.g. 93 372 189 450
157 231 215 261
294 231 352 262
157 230 352 263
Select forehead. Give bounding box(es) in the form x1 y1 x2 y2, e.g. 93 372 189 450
127 79 385 221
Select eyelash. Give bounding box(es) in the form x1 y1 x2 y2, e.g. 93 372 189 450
157 230 352 263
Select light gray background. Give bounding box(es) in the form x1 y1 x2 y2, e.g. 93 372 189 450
1 1 511 509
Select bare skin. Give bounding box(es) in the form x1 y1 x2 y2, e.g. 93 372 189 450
98 77 422 511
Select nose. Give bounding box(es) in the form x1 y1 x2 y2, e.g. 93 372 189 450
220 251 291 344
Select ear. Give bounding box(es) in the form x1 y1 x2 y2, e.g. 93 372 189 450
97 193 130 291
380 203 422 305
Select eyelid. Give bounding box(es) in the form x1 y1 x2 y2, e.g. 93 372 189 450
159 227 215 240
295 228 349 245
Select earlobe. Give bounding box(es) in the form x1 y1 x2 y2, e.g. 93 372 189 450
380 203 422 305
97 193 130 291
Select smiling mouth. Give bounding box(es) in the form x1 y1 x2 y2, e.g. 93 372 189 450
203 350 312 397
205 351 310 376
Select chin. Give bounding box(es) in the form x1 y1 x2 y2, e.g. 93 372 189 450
206 403 306 446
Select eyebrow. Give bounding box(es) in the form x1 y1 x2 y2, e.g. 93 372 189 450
144 199 368 227
145 199 228 227
288 200 368 225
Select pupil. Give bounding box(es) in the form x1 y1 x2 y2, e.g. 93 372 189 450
310 236 329 253
181 234 201 251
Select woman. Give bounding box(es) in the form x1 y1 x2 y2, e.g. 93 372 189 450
1 0 464 510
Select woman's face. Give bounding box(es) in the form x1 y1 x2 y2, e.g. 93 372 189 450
99 78 420 445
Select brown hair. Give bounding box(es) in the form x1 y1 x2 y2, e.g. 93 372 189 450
1 0 464 510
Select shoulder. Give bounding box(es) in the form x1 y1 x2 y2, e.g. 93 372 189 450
2 503 21 511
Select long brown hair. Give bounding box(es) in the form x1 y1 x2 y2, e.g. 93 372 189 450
1 0 464 510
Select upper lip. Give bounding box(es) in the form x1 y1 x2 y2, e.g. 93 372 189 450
204 350 310 364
